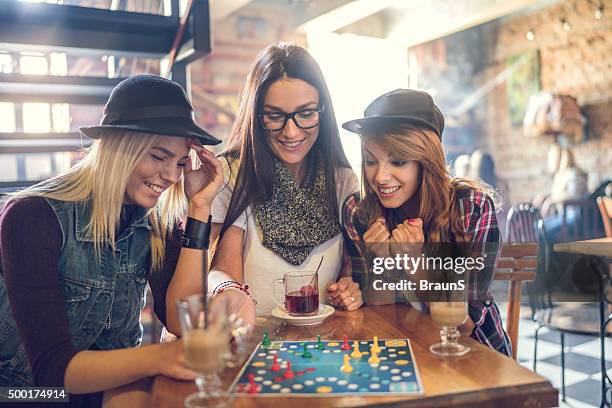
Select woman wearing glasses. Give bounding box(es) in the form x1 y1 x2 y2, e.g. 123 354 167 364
207 43 362 318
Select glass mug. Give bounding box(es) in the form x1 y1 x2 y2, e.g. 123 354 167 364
176 294 233 408
429 300 471 357
273 271 319 316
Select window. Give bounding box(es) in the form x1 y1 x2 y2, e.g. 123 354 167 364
0 53 12 74
19 52 48 75
51 104 70 132
23 103 51 132
49 52 67 75
0 103 16 132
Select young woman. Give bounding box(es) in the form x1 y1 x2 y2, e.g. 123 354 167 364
341 89 512 356
0 75 225 406
208 43 362 316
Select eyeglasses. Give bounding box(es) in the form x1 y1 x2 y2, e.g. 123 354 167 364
257 106 325 132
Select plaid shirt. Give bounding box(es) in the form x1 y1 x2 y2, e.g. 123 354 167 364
341 188 512 357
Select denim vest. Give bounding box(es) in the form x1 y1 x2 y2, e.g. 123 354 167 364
0 198 151 386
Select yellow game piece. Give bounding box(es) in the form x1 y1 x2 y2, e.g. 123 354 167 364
340 354 353 373
371 336 382 354
350 341 362 358
368 347 380 364
316 386 333 393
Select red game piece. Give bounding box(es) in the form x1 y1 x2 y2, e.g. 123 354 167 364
283 360 295 379
270 355 281 372
247 373 258 394
341 335 351 350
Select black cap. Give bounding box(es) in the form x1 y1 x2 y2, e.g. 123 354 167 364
79 75 221 146
342 89 444 139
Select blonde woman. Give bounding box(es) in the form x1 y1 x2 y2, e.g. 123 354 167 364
0 75 225 406
341 89 511 356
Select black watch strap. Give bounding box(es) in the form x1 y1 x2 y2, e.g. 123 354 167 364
181 215 212 250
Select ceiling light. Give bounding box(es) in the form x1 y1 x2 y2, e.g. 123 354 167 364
561 19 571 32
595 6 604 19
526 29 535 41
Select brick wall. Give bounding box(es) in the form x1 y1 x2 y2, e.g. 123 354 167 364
482 0 612 204
189 4 306 151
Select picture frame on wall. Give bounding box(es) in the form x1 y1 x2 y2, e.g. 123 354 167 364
506 49 540 126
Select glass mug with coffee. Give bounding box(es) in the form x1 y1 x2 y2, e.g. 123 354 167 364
273 271 320 316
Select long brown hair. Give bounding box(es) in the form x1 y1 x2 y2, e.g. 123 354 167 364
358 124 497 243
217 43 351 239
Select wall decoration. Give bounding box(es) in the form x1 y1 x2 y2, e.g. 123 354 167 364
506 50 540 126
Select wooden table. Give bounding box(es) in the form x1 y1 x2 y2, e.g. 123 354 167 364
553 237 612 257
152 305 557 407
554 237 612 407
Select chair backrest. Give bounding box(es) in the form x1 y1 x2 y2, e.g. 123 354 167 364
557 198 605 241
505 203 542 243
494 243 537 360
597 196 612 238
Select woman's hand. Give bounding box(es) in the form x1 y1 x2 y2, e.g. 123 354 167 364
389 218 424 256
153 340 200 381
363 217 391 257
327 277 362 311
184 140 224 212
213 289 256 333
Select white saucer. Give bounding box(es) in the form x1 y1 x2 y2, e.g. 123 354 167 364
271 304 335 326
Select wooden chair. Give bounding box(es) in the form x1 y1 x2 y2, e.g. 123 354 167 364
597 196 612 238
494 243 537 360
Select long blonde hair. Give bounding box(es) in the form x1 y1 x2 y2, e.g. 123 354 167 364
11 130 187 271
358 125 497 243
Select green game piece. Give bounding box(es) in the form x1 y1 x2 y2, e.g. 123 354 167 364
262 330 271 347
301 343 312 358
316 335 325 350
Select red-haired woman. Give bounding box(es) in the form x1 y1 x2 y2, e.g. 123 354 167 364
341 89 511 356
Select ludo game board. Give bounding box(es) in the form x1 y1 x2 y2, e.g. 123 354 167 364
231 335 423 396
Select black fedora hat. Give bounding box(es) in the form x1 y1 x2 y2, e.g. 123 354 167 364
79 75 221 146
342 89 444 139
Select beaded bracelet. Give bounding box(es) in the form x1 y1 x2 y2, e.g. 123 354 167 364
213 281 257 304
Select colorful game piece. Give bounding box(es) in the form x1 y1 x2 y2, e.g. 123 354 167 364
302 343 312 358
270 355 281 372
368 347 380 364
247 373 258 394
371 336 381 354
350 341 362 358
316 335 325 350
283 360 295 379
341 335 351 350
340 354 353 373
262 330 271 347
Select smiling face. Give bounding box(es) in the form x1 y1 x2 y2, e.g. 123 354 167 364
363 140 421 209
262 77 320 181
124 136 190 208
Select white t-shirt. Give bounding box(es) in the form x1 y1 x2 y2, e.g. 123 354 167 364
211 159 359 315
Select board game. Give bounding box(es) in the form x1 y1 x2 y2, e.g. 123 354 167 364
230 335 423 396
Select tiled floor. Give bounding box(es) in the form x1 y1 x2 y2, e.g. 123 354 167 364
500 303 611 408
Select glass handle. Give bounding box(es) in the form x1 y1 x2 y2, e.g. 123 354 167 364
272 279 285 309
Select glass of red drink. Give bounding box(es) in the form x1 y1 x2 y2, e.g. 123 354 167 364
273 271 319 316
